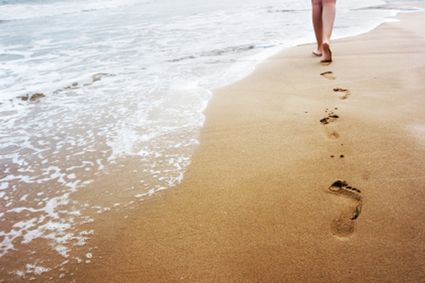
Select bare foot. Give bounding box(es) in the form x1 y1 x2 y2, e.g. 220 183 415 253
312 49 322 57
321 42 332 63
313 44 322 57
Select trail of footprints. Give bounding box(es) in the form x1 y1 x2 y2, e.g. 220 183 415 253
320 71 362 238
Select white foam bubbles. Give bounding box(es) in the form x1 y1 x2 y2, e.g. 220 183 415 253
0 182 8 190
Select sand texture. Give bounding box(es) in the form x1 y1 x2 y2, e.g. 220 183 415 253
70 9 425 283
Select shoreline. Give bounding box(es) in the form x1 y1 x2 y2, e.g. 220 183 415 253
67 5 425 282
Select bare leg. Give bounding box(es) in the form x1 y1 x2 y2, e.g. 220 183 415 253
321 0 336 62
312 1 323 56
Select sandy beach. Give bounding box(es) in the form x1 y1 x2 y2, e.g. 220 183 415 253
56 6 425 282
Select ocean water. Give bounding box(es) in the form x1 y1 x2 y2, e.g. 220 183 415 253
0 0 421 280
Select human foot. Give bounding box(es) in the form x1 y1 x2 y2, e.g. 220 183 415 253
312 44 322 56
312 49 322 57
321 42 332 63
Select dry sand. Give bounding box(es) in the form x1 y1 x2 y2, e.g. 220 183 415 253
71 8 425 283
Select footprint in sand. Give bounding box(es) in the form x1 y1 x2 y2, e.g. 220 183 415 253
320 110 339 125
320 71 336 80
328 180 362 238
320 110 340 139
333 87 351 100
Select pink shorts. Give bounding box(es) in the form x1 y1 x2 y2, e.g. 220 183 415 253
312 0 336 4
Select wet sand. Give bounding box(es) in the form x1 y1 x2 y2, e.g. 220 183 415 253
71 8 425 283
